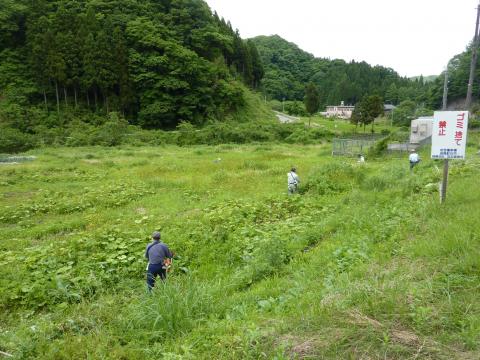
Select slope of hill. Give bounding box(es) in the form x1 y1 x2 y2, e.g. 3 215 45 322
410 75 438 83
426 44 480 109
252 35 429 107
0 0 265 131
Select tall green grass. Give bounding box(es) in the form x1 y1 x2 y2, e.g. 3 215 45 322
1 141 479 359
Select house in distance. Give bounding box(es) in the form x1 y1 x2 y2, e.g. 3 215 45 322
323 102 396 120
384 104 396 115
323 101 355 119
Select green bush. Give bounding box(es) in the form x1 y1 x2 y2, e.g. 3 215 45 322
285 127 332 144
284 100 307 116
469 118 480 129
234 236 289 288
0 127 35 153
176 121 197 146
268 99 282 111
64 121 96 146
125 128 174 146
125 277 218 339
301 162 365 195
0 115 341 150
368 136 390 158
93 113 129 146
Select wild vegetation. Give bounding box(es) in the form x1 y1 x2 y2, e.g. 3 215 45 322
2 2 480 358
427 43 480 109
1 128 479 358
0 0 264 139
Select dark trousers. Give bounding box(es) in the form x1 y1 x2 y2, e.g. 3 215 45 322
146 263 166 290
410 161 418 170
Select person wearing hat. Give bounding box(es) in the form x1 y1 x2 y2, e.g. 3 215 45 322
145 231 173 290
409 149 420 171
287 167 300 195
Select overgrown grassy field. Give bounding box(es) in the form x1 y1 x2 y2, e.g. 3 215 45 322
298 115 394 135
1 138 479 359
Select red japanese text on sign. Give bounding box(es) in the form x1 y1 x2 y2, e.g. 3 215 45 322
438 120 447 136
455 113 465 145
432 111 469 160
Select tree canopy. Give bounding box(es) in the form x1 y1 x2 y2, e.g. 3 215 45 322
351 95 384 132
425 43 480 109
252 35 429 109
304 83 320 115
0 0 264 130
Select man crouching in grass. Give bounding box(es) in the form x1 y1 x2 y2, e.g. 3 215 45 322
145 231 173 291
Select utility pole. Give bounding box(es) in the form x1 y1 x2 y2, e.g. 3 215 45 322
442 66 449 110
441 64 449 203
465 1 480 109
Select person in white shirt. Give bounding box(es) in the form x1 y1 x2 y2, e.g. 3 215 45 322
287 167 300 195
409 149 420 170
358 154 365 163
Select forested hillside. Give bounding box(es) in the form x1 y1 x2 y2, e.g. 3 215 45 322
427 43 480 109
0 0 264 131
252 35 429 107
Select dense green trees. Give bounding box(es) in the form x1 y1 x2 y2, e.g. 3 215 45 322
252 35 429 108
350 95 384 132
0 0 264 131
425 43 480 109
389 100 433 127
304 83 321 116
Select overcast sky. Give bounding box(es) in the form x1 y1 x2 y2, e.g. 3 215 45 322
204 0 477 77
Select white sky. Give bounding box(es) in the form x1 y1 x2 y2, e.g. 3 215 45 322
204 0 478 77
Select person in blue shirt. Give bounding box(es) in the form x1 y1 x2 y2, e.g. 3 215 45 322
145 231 173 290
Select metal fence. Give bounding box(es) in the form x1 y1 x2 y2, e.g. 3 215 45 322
332 137 380 157
387 136 432 153
0 156 36 164
387 143 414 152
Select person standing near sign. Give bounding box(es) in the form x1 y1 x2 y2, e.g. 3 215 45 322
287 167 300 195
145 231 173 291
409 149 420 171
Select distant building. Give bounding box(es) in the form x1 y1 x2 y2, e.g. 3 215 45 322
410 116 433 145
387 116 433 152
323 102 396 120
323 101 355 119
384 104 396 115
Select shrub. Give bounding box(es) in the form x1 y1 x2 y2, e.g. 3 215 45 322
284 101 307 116
125 277 218 339
234 236 288 288
268 99 282 111
176 121 197 146
285 127 332 144
93 113 129 146
123 128 174 146
301 163 365 195
368 136 390 158
0 127 35 153
64 121 96 146
469 118 480 129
